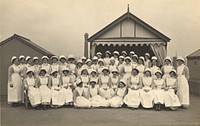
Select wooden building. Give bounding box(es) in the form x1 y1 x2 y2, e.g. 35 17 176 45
187 49 200 95
0 34 54 96
84 7 170 65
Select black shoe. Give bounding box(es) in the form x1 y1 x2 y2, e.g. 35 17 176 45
43 105 47 111
158 104 161 111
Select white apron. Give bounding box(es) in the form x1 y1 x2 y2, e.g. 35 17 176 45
177 65 190 105
164 77 181 107
153 78 165 104
140 77 154 108
89 86 109 107
109 87 126 107
74 87 91 107
51 77 65 106
99 75 112 99
39 76 51 104
8 65 23 103
124 76 141 108
61 76 73 103
26 77 41 106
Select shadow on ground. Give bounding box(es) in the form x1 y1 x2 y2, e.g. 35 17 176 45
1 94 200 126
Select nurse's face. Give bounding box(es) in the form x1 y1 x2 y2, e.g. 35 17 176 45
110 60 115 65
132 70 138 76
103 70 108 75
98 62 104 66
77 63 82 67
138 59 143 65
105 53 110 57
42 59 48 64
34 60 39 65
27 59 33 65
63 71 70 76
177 60 183 65
40 71 46 76
145 71 151 77
82 59 86 64
60 58 66 63
82 70 88 75
125 60 130 65
169 72 176 78
20 58 25 64
92 60 97 64
52 58 58 63
13 59 19 65
27 72 33 78
119 59 124 63
119 82 125 88
165 60 171 65
91 72 96 77
155 73 162 78
152 60 157 66
87 62 92 66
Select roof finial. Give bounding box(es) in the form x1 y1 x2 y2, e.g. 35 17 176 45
127 4 129 12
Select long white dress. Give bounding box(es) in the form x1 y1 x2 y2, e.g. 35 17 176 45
123 64 133 81
39 76 52 104
61 76 73 104
80 75 90 97
164 77 181 107
25 77 41 106
136 65 145 77
140 77 154 108
99 75 112 99
117 63 124 75
8 65 23 103
162 65 174 79
74 87 91 107
51 77 65 106
89 85 109 107
153 78 165 104
109 87 126 107
177 64 190 105
124 75 141 108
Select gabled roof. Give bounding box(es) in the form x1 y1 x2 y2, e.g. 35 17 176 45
0 34 54 56
88 11 171 42
187 49 200 59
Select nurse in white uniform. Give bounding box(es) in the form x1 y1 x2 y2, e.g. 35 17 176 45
153 70 165 111
24 69 41 108
122 56 133 82
176 56 190 108
164 69 181 110
109 79 127 108
38 69 51 110
41 56 51 75
150 56 160 79
103 51 111 67
124 68 141 109
8 56 23 107
89 81 109 107
73 79 91 108
140 68 154 109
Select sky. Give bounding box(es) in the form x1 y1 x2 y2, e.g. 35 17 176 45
1 0 200 57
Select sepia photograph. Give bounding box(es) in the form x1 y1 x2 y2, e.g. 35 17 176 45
0 0 200 126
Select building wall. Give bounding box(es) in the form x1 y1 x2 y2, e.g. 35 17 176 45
0 39 46 96
187 59 200 95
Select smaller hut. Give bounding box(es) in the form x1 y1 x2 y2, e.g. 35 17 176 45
187 49 200 95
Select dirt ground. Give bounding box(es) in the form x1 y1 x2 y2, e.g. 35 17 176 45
1 94 200 126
